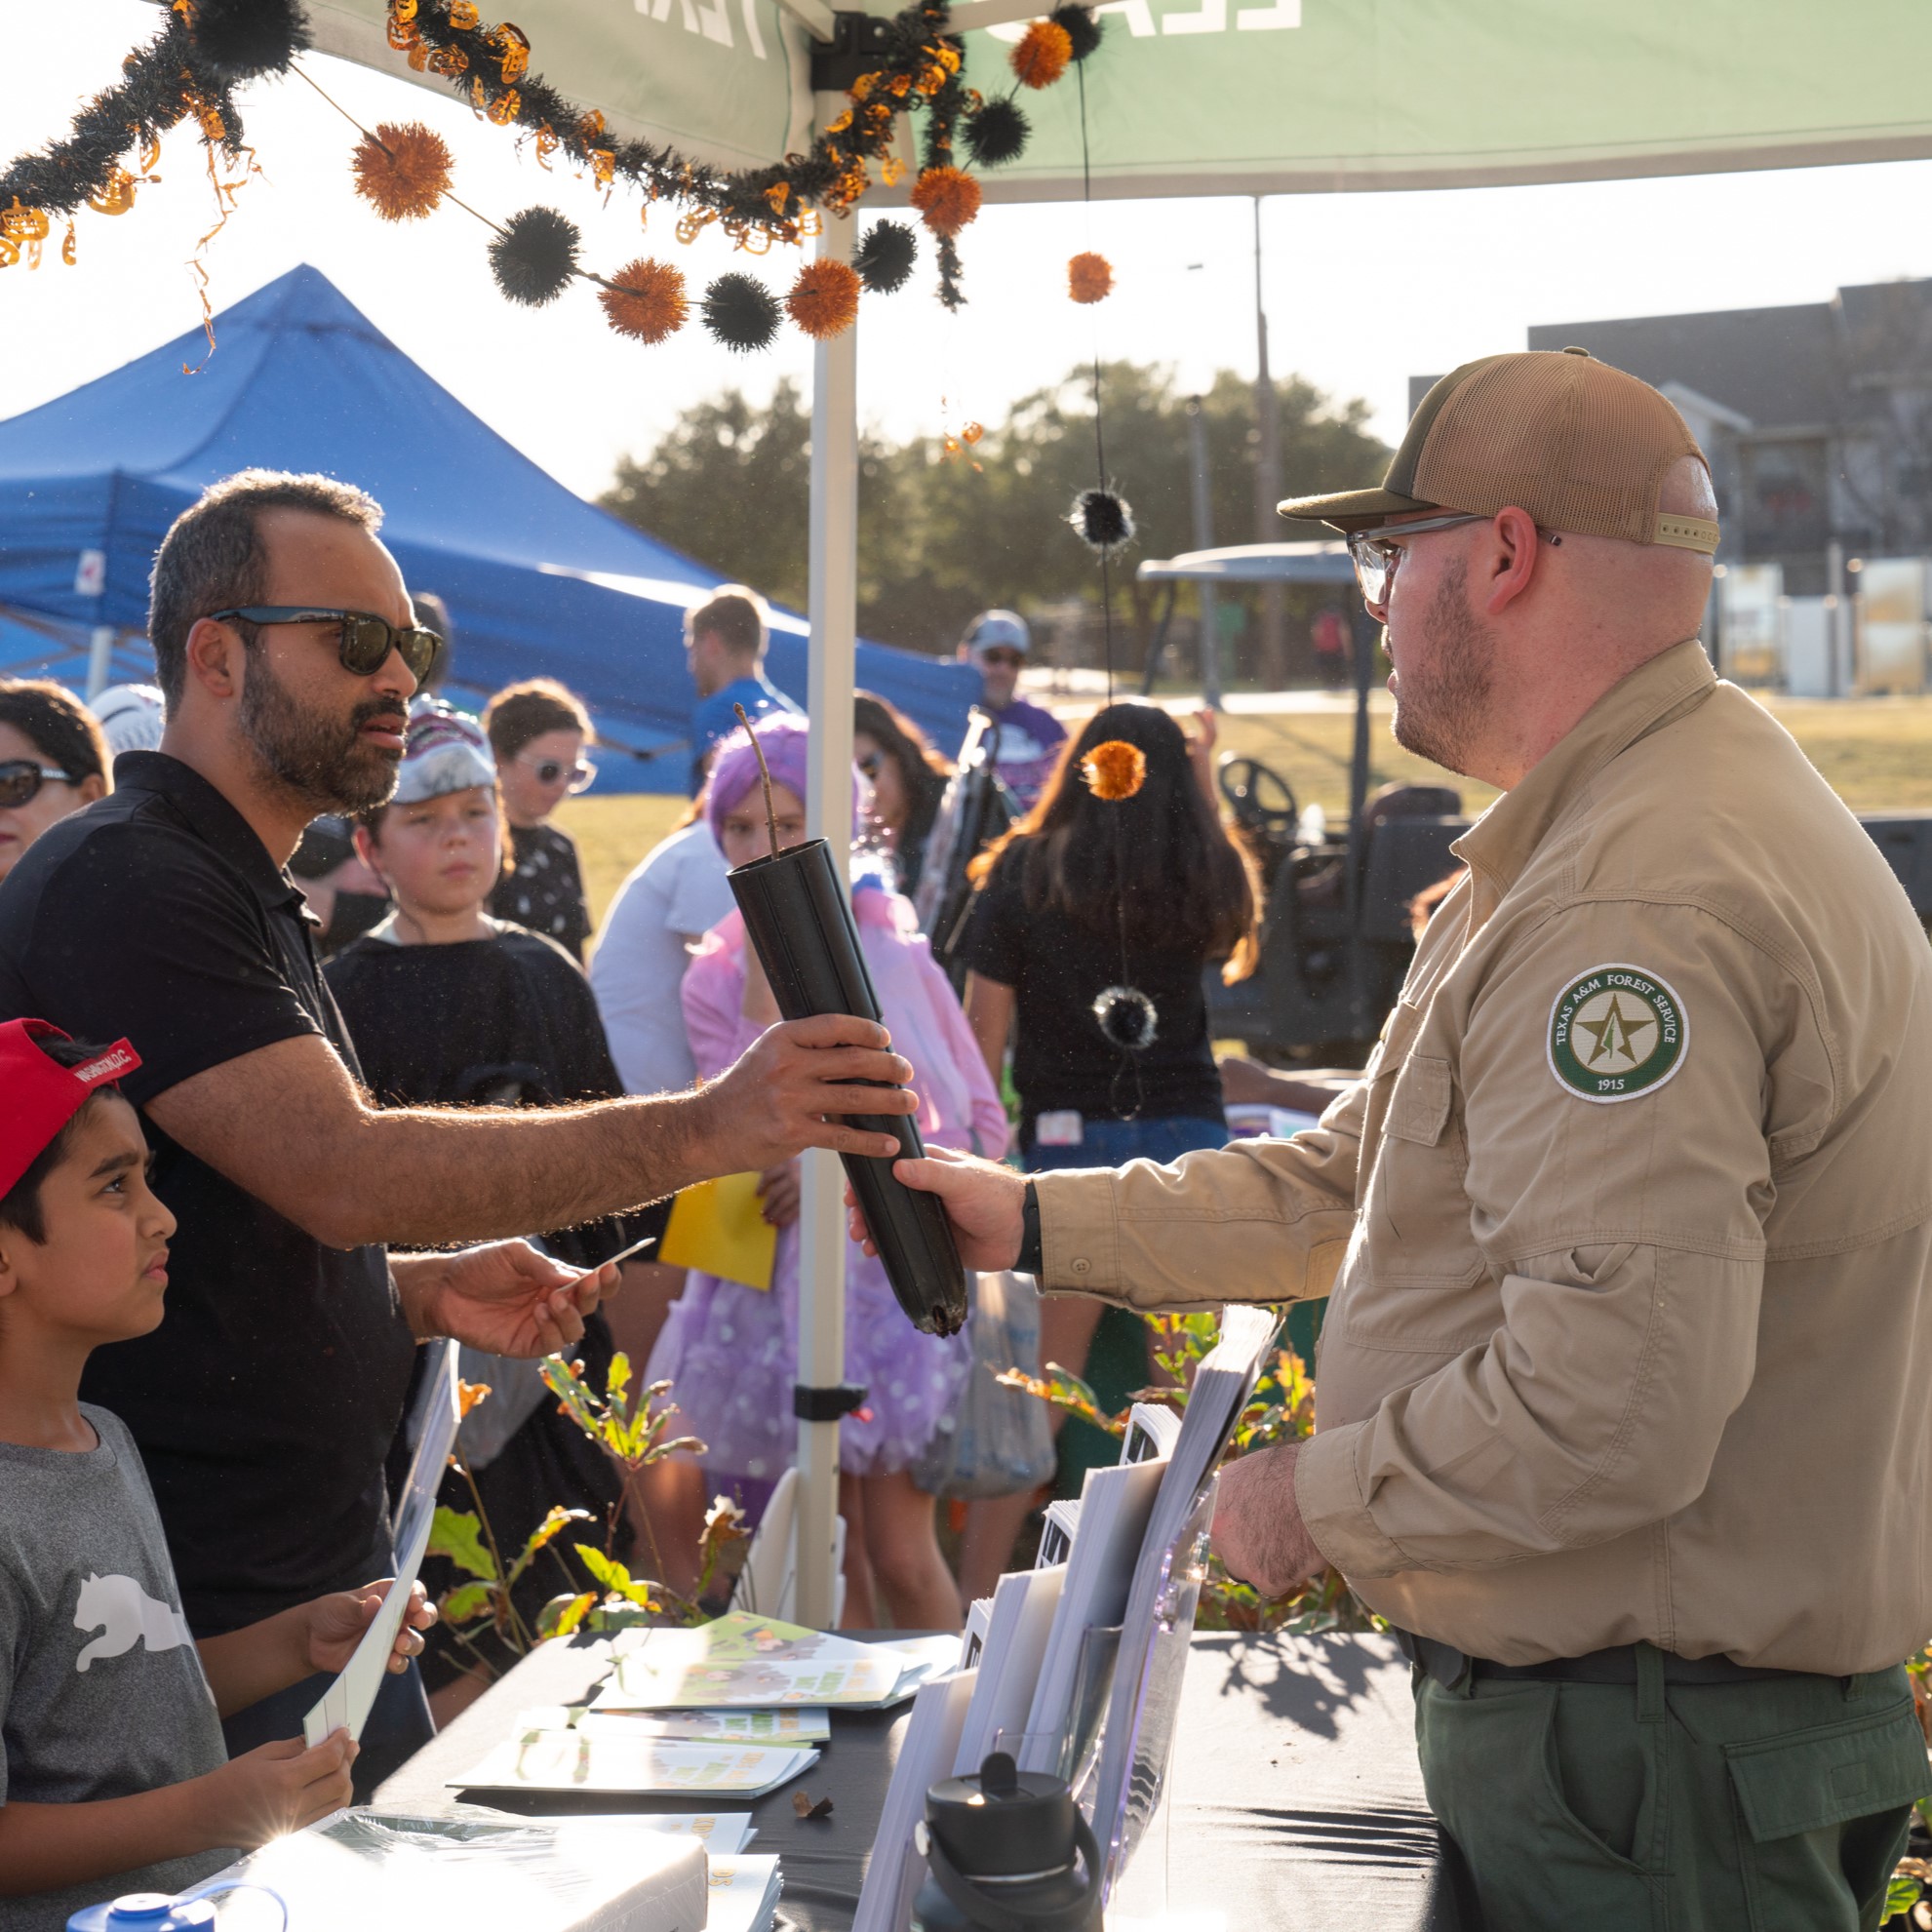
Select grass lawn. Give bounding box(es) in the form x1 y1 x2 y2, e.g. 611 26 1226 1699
558 692 1932 934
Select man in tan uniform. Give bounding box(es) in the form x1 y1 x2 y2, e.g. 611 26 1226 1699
854 350 1932 1927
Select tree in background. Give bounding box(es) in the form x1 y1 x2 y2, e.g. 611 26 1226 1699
600 363 1388 679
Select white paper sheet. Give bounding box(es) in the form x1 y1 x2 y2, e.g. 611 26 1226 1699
706 1853 783 1932
453 1729 819 1797
304 1342 459 1746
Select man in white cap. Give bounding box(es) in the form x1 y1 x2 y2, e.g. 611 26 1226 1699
957 609 1066 811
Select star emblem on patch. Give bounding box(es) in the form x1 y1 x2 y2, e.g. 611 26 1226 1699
1547 965 1688 1103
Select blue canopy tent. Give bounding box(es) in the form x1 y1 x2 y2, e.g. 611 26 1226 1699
0 263 977 790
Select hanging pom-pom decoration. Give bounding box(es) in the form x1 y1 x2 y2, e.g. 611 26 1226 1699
1068 251 1113 304
1093 986 1159 1053
787 258 861 340
1050 4 1105 60
966 98 1030 169
701 271 781 352
183 0 312 78
1069 487 1135 555
350 123 453 222
854 220 919 295
489 206 580 306
910 166 982 239
1010 19 1074 88
599 257 689 344
1082 739 1146 801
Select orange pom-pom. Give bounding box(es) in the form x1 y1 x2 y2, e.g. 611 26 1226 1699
909 165 982 239
786 257 861 339
1010 19 1073 88
350 121 453 221
599 257 689 344
1082 740 1146 801
1067 251 1113 304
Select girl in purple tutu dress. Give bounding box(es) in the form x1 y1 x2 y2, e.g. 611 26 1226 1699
649 716 1007 1628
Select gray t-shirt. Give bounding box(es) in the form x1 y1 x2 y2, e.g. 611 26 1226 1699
0 1406 230 1931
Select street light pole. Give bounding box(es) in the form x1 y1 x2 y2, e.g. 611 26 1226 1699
1185 396 1222 709
1251 197 1285 688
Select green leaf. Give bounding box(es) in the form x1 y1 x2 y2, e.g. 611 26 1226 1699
439 1581 495 1626
537 1592 597 1640
508 1505 594 1586
1883 1871 1922 1922
573 1542 656 1610
429 1506 497 1582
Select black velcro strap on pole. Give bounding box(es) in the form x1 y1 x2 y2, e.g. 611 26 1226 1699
793 1382 868 1423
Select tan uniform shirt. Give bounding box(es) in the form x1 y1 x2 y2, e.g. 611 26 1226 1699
1035 640 1932 1674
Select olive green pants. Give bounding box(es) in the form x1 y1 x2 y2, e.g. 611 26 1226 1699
1414 1646 1926 1931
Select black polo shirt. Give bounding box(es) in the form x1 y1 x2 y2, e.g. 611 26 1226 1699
0 752 416 1635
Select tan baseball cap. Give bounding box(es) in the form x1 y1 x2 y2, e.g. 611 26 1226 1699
1280 347 1719 554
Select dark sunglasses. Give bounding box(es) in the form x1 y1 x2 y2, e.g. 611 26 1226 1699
210 607 443 684
0 761 74 809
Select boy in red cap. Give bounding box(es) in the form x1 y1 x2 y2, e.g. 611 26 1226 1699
0 1020 433 1927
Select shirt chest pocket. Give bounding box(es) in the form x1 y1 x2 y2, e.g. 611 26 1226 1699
1351 1052 1491 1326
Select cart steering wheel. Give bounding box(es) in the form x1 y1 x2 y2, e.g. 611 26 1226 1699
1219 756 1299 842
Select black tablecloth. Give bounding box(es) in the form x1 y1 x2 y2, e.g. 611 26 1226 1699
375 1629 1466 1931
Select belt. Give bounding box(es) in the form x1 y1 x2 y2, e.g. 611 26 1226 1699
1390 1627 1816 1692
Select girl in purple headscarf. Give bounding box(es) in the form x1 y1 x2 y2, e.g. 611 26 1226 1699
649 715 1005 1629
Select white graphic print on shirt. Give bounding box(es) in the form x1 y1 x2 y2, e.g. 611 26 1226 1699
73 1571 193 1674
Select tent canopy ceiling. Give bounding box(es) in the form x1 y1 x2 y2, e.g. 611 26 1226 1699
310 0 1932 199
0 264 978 790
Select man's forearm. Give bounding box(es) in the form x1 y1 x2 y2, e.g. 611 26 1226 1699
326 1091 711 1249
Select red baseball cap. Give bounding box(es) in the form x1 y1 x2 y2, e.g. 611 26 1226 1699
0 1020 142 1200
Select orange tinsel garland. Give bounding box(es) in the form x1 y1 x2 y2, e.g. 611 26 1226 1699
909 165 981 238
599 257 689 343
1082 740 1146 801
1010 20 1073 89
349 121 453 221
786 257 861 339
1067 251 1113 304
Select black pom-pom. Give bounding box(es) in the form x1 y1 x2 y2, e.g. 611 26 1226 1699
1069 487 1135 555
966 98 1030 169
184 0 312 78
701 272 781 352
1050 4 1104 59
489 207 580 307
854 220 919 295
1093 986 1158 1053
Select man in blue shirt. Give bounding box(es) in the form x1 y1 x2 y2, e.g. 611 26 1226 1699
687 585 802 793
958 610 1067 811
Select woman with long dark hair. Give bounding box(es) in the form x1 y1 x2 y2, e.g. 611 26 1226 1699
952 699 1259 1596
853 690 951 899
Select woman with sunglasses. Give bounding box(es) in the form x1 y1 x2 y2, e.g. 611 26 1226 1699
853 690 952 900
483 679 596 962
0 682 110 886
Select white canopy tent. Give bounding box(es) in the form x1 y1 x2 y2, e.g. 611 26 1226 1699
304 0 1932 1626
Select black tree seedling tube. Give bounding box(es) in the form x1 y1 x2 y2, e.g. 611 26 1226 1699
729 833 968 1338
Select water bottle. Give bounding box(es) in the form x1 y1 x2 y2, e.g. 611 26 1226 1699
66 1896 217 1932
911 1752 1105 1932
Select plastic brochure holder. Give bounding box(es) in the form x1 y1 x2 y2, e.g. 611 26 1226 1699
729 837 967 1337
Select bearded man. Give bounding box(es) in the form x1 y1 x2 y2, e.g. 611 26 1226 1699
0 470 917 1792
852 353 1932 1929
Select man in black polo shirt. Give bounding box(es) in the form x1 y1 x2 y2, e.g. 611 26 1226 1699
0 469 916 1790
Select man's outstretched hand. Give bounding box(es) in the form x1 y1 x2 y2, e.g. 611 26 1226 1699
846 1143 1028 1273
699 1014 919 1173
1210 1440 1328 1598
400 1240 617 1356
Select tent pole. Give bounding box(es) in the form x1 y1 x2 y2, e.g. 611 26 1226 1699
86 626 114 700
797 197 859 1633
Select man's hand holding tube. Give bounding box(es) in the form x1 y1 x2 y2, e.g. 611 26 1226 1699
703 1014 920 1171
849 1144 1331 1599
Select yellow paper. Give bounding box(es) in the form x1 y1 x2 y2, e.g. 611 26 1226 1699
657 1173 777 1291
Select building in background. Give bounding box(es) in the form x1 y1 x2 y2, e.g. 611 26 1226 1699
1411 281 1932 692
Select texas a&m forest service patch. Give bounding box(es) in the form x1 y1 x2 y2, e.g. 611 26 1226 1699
1547 965 1688 1103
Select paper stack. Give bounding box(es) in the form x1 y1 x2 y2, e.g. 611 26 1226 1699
596 1612 946 1713
200 1809 707 1932
707 1853 784 1932
452 1727 819 1798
